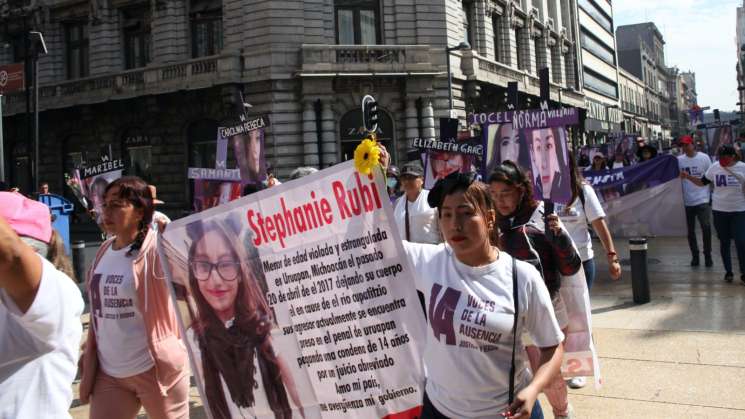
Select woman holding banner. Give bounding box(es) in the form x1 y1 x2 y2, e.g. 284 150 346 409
185 219 304 419
488 161 582 419
79 176 190 419
379 146 565 419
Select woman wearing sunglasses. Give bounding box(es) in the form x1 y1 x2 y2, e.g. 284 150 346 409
185 219 303 419
79 176 190 419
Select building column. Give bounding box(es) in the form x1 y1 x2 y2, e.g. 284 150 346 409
422 100 436 140
321 100 336 167
405 98 418 142
302 100 319 167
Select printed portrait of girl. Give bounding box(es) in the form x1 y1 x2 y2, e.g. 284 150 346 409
484 123 532 176
525 126 572 204
184 219 304 419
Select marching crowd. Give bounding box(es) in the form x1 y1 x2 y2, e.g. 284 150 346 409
0 133 742 419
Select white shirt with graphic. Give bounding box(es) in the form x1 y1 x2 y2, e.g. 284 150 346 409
393 190 441 244
555 183 606 261
704 161 745 212
678 152 712 207
402 242 563 418
90 246 154 378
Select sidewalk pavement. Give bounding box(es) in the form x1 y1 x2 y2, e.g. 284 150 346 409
69 236 745 419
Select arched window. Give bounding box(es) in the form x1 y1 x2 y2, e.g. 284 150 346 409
188 119 220 168
338 108 395 162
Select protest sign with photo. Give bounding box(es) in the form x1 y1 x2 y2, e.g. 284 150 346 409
221 116 269 185
583 155 685 237
192 179 242 212
479 107 578 204
706 125 733 157
417 119 483 189
80 158 125 220
159 161 426 419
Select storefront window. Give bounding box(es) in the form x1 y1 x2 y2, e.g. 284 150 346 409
339 108 395 163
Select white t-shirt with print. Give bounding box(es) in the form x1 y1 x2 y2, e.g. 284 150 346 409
0 255 84 419
678 152 712 206
393 189 441 244
91 246 154 378
704 161 745 212
402 242 563 418
555 184 606 261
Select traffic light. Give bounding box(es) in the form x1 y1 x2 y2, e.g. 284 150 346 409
361 95 378 134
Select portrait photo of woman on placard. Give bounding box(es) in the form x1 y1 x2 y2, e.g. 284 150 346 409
185 219 303 419
485 123 532 176
232 128 266 185
525 126 572 204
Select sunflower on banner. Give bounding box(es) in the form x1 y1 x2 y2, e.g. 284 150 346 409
353 135 381 176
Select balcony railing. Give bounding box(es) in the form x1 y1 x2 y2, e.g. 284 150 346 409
461 51 585 107
299 44 435 75
3 53 241 116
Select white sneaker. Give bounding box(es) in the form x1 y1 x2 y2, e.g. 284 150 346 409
567 376 587 389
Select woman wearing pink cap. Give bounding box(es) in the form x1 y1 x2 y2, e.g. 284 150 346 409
78 176 189 419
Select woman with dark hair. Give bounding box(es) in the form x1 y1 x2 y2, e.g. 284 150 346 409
79 176 190 419
589 155 607 172
556 152 621 388
186 219 303 419
378 146 564 419
488 161 582 419
525 128 571 203
682 145 745 283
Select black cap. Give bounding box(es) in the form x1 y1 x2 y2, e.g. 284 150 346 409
386 165 400 178
400 161 424 178
719 144 737 157
427 171 478 209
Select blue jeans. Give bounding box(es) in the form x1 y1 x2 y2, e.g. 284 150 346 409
712 210 745 274
583 258 597 290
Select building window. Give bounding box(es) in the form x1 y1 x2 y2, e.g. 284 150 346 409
515 27 525 70
579 29 615 65
583 67 617 98
492 14 502 63
577 0 612 33
335 0 380 45
462 1 474 49
122 7 152 69
65 22 89 79
534 37 543 71
191 9 223 58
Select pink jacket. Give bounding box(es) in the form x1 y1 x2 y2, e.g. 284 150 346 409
79 229 188 403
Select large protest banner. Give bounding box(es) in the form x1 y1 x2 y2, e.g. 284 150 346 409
583 155 686 237
477 107 578 204
80 158 125 220
159 161 426 419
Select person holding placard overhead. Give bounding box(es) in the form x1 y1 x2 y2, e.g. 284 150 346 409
379 145 565 419
488 161 582 419
681 144 745 283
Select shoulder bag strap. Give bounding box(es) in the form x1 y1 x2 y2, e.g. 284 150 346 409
508 255 519 405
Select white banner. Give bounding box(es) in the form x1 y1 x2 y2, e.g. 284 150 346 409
601 179 687 238
159 161 426 419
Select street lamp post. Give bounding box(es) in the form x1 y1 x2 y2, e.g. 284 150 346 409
446 41 470 119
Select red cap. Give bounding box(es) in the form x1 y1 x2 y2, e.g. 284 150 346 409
679 135 693 145
0 192 52 243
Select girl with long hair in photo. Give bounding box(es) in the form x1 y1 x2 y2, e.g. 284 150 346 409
525 127 572 203
488 161 582 419
379 145 565 419
186 219 303 419
79 176 189 419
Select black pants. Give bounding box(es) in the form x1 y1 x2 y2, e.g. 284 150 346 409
712 210 745 274
685 204 712 257
421 393 544 419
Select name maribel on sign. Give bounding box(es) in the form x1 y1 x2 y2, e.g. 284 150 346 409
411 138 483 156
468 107 579 129
82 159 124 177
219 115 269 138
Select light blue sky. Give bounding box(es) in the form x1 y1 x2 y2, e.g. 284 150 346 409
613 0 741 111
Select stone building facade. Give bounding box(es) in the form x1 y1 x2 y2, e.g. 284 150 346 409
617 67 649 140
0 0 585 215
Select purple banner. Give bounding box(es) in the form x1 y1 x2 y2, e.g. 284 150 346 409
468 107 579 128
582 155 679 203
